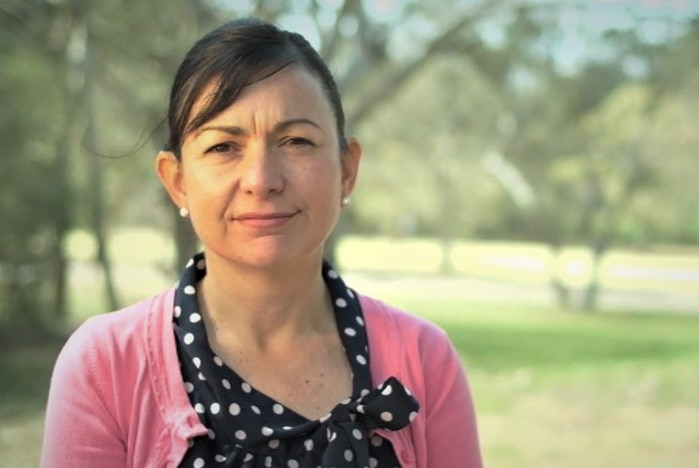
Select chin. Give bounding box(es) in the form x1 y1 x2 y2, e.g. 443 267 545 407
234 245 324 269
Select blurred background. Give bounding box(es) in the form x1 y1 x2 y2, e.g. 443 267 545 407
1 0 698 466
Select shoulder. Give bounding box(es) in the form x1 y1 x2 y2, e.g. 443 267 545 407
358 293 460 384
358 293 451 346
57 289 174 369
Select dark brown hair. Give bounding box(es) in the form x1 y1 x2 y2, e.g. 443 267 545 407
164 17 347 157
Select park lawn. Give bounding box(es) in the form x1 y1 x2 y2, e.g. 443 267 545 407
3 230 698 466
404 300 699 467
2 298 698 467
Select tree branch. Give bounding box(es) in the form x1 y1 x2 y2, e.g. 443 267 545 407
345 0 505 130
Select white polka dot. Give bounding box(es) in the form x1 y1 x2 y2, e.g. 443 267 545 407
229 403 241 415
344 449 353 461
174 306 182 318
356 316 365 326
222 379 231 390
210 403 220 414
194 403 205 414
241 382 252 393
328 430 337 442
288 460 299 468
196 258 206 270
304 439 314 451
273 403 284 415
197 372 205 381
234 430 246 440
370 435 383 446
265 457 272 467
193 357 201 368
183 333 194 345
251 405 261 415
347 288 355 298
327 269 339 279
381 384 393 396
184 285 196 295
189 312 202 323
319 413 331 423
356 404 365 414
186 258 194 268
335 298 348 307
356 355 367 365
360 388 370 397
262 426 274 436
269 439 280 449
344 327 357 337
369 458 379 468
244 454 253 462
184 382 194 393
352 429 363 440
214 454 226 463
193 457 205 468
213 356 223 366
380 411 393 422
409 411 418 422
207 428 216 439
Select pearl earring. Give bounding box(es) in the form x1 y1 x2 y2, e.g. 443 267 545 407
179 207 190 218
341 197 351 207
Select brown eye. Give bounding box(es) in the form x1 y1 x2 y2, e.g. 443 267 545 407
283 137 315 148
206 143 236 153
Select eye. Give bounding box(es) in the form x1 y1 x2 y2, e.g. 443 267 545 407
283 137 314 147
205 142 237 154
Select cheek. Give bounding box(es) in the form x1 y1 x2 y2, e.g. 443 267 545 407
184 167 233 209
302 163 342 198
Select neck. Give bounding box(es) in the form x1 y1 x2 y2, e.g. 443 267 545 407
198 252 334 350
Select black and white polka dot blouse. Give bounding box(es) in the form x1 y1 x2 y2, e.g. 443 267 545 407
173 253 420 468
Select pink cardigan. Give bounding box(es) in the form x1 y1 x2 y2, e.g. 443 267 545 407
41 289 482 467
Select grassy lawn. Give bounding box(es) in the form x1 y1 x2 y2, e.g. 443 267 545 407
2 231 698 466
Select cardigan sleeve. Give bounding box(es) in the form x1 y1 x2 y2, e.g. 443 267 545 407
40 319 127 468
419 326 483 467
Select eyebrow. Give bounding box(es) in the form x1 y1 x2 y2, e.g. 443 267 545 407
198 118 323 137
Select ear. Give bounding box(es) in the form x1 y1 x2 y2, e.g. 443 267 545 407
155 151 187 209
340 137 362 198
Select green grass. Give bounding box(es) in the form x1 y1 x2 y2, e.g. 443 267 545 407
3 230 699 467
4 299 698 467
402 301 699 370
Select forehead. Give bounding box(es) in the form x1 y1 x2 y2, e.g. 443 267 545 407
190 65 333 126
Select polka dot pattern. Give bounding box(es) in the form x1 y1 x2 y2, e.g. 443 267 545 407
173 253 419 467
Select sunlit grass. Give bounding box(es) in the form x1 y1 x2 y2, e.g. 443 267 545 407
338 235 699 294
5 228 695 467
66 228 699 296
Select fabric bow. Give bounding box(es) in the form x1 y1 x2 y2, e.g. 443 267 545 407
320 376 419 468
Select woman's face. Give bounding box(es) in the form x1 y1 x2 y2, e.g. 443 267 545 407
157 65 360 269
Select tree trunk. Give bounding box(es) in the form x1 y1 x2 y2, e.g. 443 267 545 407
174 207 199 272
548 243 572 310
582 239 606 312
551 275 571 309
50 124 74 321
85 120 120 311
84 33 120 311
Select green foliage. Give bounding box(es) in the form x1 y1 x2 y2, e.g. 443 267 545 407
3 0 699 327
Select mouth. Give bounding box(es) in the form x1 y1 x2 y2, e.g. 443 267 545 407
234 211 299 228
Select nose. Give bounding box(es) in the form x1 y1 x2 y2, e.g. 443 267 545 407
239 143 285 198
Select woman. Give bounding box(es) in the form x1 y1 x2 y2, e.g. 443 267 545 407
41 18 482 468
